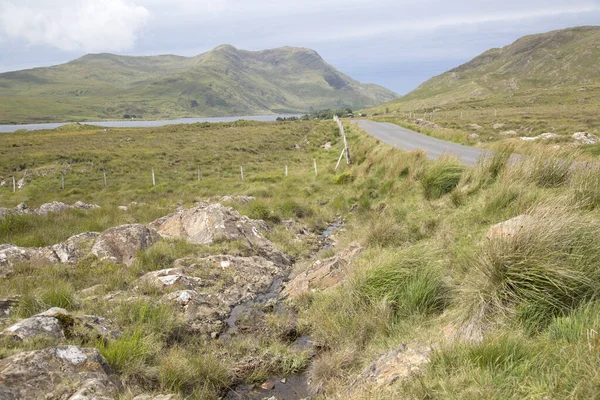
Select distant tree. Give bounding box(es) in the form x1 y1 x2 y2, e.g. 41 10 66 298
123 114 131 119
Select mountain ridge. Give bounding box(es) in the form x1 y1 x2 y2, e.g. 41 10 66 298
0 45 397 123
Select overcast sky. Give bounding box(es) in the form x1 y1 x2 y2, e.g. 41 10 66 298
0 0 599 94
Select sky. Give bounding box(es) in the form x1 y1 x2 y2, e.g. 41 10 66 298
0 0 599 94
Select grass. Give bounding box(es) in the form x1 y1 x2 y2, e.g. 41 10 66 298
3 117 600 399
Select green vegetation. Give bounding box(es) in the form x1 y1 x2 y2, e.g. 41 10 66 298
0 45 397 124
2 115 600 399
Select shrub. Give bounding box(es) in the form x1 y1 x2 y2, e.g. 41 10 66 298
421 158 465 199
332 172 356 185
39 280 76 310
98 329 157 376
570 165 600 210
544 301 600 343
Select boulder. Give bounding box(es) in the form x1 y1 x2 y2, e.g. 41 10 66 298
415 119 440 129
72 201 101 210
0 346 117 399
354 344 431 387
1 308 120 342
281 243 363 298
573 132 599 145
500 130 517 136
1 307 71 341
91 224 160 266
492 123 505 130
0 244 51 277
487 214 533 240
520 132 558 141
49 232 99 264
37 201 70 216
151 203 290 266
322 142 332 150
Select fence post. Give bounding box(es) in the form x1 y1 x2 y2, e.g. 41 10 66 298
240 165 244 181
103 170 107 187
61 174 65 190
285 165 288 177
313 159 318 176
152 168 156 186
12 176 16 193
197 166 201 182
334 148 345 171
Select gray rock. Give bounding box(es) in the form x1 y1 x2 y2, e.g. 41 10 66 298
0 346 117 400
487 214 533 240
573 132 599 145
219 196 256 204
152 203 290 266
37 201 70 216
354 344 431 387
72 201 101 210
91 224 161 266
1 307 72 341
50 232 99 264
282 243 363 299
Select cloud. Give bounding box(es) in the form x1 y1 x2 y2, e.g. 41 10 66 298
0 0 149 52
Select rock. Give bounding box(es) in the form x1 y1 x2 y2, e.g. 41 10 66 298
151 203 290 266
139 255 285 336
133 395 177 400
1 307 72 341
415 119 440 129
282 243 363 298
0 180 5 187
91 224 160 266
261 381 275 390
487 214 533 240
573 132 599 145
1 308 120 342
0 244 52 277
321 142 332 150
469 133 479 139
500 130 517 136
0 297 18 321
37 201 70 216
492 123 505 130
520 132 558 141
219 196 256 204
0 346 117 399
50 232 99 264
72 201 101 210
354 344 431 387
16 178 26 189
118 206 128 211
469 124 482 130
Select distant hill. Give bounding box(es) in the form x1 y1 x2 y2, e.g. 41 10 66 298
369 26 600 112
0 45 398 123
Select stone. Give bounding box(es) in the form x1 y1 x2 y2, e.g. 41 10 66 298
118 206 128 211
0 297 18 321
321 142 332 150
151 203 290 266
0 346 117 399
72 201 101 210
500 130 517 136
37 201 70 216
282 243 363 298
16 178 26 189
0 244 52 277
492 123 505 130
469 124 483 130
487 214 533 240
573 132 599 145
469 133 479 139
219 196 256 204
261 381 275 390
354 344 431 387
50 232 99 264
91 224 161 266
415 119 440 129
520 132 558 141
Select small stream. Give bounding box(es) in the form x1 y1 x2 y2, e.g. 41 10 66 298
223 220 344 399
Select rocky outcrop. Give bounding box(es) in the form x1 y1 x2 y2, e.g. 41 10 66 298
415 119 440 129
573 132 599 145
354 344 431 387
91 224 160 266
0 232 98 276
520 132 558 141
281 243 363 299
218 196 256 204
138 255 285 336
0 201 100 220
1 307 120 342
487 214 533 240
0 346 117 399
151 203 291 266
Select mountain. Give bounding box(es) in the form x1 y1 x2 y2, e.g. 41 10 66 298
0 45 398 123
370 26 600 112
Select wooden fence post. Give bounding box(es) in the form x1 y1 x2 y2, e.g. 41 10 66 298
313 159 318 176
197 166 201 182
240 165 244 181
103 170 107 187
12 176 16 193
285 165 288 177
61 174 65 190
334 148 345 171
152 168 156 186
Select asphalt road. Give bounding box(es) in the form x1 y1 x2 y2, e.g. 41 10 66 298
353 120 488 166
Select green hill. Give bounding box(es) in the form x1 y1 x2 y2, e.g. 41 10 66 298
0 45 398 123
370 26 600 112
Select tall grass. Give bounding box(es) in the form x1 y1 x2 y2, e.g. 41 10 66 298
421 157 465 199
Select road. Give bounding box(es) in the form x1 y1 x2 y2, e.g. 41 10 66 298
353 120 487 166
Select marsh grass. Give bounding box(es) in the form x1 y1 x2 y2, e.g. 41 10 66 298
421 157 465 199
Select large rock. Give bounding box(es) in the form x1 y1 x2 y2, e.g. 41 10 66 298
37 201 70 216
353 344 431 387
1 308 120 342
152 203 291 266
50 232 99 264
0 201 100 221
138 255 285 336
573 132 599 145
487 214 533 240
0 244 51 277
281 243 363 299
92 224 160 266
0 346 117 399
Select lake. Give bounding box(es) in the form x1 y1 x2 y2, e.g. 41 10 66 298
0 114 302 133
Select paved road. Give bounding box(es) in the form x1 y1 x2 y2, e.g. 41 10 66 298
353 120 487 166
